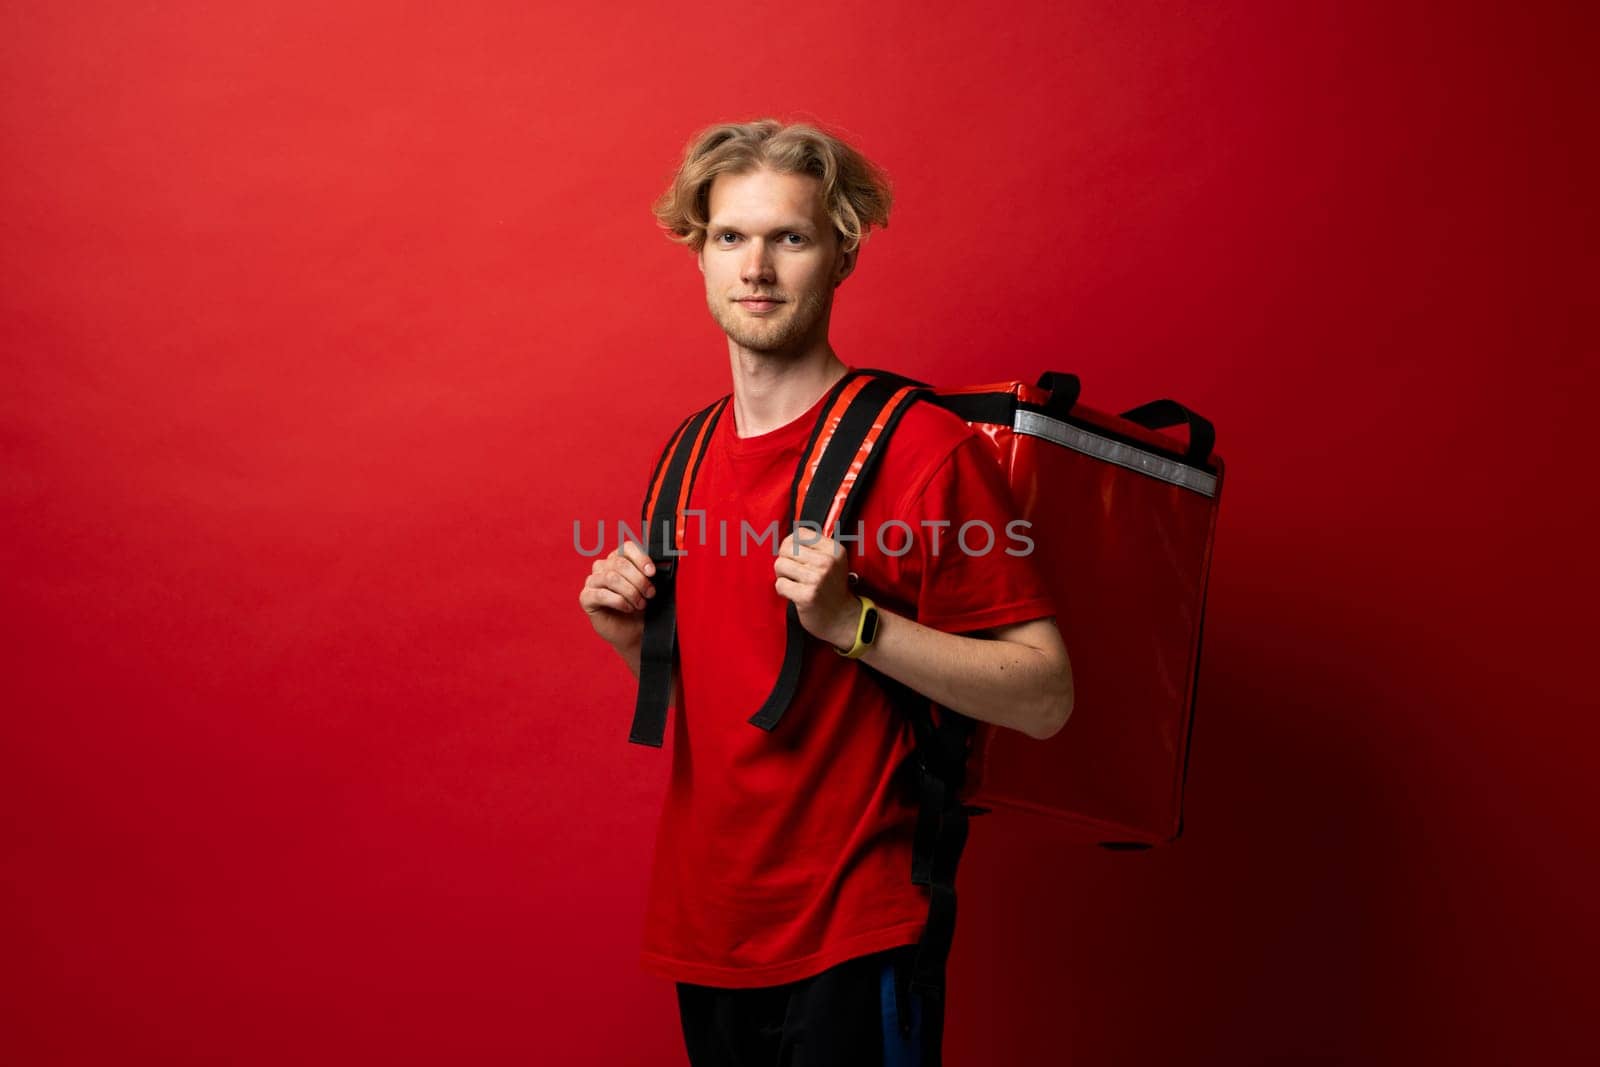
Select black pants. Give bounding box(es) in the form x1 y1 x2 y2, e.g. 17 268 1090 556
675 944 927 1067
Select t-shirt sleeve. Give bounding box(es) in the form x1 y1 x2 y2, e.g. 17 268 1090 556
905 434 1059 634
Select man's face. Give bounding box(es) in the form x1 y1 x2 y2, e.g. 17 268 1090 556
697 166 855 356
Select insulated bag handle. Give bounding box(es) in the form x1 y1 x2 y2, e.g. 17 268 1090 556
1035 371 1082 419
1118 397 1216 466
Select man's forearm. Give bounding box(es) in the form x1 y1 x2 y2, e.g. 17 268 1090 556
852 607 1068 739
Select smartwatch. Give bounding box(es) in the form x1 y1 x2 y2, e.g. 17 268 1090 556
835 595 880 659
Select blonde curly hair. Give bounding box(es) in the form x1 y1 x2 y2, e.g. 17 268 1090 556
652 117 893 256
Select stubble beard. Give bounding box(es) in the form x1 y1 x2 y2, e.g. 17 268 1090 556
707 285 832 357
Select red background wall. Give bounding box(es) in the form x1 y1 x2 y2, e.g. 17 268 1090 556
3 2 1593 1063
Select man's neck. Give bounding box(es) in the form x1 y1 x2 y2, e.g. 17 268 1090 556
726 344 850 439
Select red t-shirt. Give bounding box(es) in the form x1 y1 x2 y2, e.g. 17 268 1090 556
639 375 1058 988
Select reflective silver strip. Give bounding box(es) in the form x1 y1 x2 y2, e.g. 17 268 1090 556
1014 409 1218 497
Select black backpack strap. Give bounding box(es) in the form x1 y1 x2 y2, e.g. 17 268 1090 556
873 668 978 1067
746 369 927 733
911 709 978 1067
627 394 730 747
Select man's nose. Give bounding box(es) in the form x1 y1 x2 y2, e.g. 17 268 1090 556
740 239 776 284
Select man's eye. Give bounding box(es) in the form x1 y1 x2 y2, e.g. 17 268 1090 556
784 233 806 245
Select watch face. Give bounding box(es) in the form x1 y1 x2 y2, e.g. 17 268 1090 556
860 606 880 645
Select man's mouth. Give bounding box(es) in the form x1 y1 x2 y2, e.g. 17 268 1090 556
738 297 783 312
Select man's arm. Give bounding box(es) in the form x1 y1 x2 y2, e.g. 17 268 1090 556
849 610 1073 741
773 532 1073 741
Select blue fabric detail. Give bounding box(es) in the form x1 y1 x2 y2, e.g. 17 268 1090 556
880 956 921 1066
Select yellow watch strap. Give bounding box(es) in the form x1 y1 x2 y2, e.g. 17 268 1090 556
835 595 877 659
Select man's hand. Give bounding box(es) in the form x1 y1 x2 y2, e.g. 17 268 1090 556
773 531 860 652
579 540 657 650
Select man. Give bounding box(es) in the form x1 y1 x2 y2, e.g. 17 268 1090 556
578 118 1073 1066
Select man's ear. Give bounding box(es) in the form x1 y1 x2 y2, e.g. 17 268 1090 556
834 245 857 287
697 245 705 275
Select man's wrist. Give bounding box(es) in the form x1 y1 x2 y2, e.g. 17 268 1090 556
830 596 864 652
832 595 882 658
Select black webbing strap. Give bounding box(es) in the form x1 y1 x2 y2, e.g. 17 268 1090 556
874 668 978 1066
746 370 926 732
738 369 862 733
928 390 1014 426
627 395 729 747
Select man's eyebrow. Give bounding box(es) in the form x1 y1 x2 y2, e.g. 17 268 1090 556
708 221 818 234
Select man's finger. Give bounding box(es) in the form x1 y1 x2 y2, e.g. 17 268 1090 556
597 570 647 610
808 534 844 557
780 531 822 555
587 565 646 609
581 583 636 615
610 547 655 600
786 541 841 567
620 538 656 577
780 533 840 559
773 575 805 601
773 554 814 584
600 561 647 604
